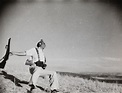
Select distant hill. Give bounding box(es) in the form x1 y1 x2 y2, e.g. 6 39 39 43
58 71 122 83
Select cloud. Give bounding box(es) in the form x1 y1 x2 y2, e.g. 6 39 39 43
102 57 122 62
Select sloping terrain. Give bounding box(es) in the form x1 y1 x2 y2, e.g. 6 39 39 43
0 70 122 93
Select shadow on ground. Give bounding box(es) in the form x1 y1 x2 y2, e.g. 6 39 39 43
0 70 48 93
0 70 28 87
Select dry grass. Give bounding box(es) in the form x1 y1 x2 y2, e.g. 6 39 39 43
58 74 122 93
0 69 122 93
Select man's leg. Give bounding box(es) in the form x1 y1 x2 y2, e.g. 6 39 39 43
31 67 41 87
29 67 59 92
49 72 59 91
29 65 36 84
37 68 59 91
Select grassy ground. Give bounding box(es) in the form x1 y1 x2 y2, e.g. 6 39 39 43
0 60 122 93
0 69 122 93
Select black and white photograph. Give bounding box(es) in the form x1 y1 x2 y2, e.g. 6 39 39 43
0 0 122 93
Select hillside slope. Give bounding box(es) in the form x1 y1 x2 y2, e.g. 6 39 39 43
0 70 122 93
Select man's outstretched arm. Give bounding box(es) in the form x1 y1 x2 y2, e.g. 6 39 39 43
10 51 26 56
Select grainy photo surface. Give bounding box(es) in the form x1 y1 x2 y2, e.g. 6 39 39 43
0 0 122 93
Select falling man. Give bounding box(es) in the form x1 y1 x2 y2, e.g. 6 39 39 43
11 39 59 93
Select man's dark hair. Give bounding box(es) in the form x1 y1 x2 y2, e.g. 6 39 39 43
37 39 46 48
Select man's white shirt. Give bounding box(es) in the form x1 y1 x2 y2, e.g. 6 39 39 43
26 48 45 62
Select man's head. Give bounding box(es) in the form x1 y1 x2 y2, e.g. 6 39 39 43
37 39 46 49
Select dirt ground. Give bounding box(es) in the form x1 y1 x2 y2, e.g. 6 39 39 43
0 70 51 93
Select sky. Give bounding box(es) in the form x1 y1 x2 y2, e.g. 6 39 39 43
0 0 122 73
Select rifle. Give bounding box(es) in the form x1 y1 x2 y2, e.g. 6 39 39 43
0 38 11 69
